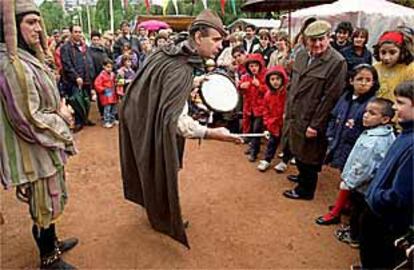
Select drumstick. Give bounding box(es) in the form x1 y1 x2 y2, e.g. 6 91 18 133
233 131 270 139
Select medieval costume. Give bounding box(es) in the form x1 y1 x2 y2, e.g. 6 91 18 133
119 9 226 248
0 1 78 268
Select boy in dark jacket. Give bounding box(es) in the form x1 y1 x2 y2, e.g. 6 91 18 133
357 80 414 270
257 66 288 171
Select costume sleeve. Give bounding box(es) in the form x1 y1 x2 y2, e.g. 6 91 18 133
176 103 208 139
309 60 347 132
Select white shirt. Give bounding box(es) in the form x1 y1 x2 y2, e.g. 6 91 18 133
176 103 208 139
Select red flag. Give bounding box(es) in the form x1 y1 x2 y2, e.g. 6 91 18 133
145 0 150 14
220 0 226 15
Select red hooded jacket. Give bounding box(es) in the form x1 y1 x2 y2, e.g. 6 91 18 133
239 53 267 118
94 70 118 106
263 65 288 136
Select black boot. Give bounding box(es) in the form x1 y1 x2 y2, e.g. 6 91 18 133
34 225 77 269
40 252 76 269
50 224 79 255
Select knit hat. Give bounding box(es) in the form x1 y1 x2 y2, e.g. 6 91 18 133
190 9 227 37
0 0 45 61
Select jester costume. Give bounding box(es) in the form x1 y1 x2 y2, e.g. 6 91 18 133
0 1 78 268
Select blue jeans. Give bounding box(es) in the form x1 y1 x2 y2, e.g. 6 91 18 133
103 104 117 124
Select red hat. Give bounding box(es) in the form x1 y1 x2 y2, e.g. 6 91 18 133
379 31 404 46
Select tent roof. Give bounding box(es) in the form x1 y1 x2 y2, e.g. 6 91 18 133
228 18 281 29
291 0 414 17
241 0 335 12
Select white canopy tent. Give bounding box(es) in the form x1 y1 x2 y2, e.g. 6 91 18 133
286 0 414 49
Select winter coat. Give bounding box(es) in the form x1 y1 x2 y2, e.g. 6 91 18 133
262 66 288 136
243 37 260 54
253 44 275 66
88 45 110 83
94 70 117 106
113 34 141 59
119 40 205 248
325 89 376 170
366 121 413 232
341 125 395 194
239 53 267 132
239 53 267 116
340 45 372 72
60 40 94 87
284 47 347 165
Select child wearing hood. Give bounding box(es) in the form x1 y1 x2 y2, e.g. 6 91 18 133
239 53 267 161
257 66 288 171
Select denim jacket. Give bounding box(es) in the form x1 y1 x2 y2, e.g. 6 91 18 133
341 124 395 194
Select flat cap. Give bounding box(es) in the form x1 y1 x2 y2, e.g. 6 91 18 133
304 20 331 38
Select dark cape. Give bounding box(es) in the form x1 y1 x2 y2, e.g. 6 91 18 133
119 40 203 248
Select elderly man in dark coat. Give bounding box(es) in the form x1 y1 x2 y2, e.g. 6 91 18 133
282 20 347 200
119 9 242 248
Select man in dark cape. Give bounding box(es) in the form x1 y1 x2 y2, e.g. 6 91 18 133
119 9 241 248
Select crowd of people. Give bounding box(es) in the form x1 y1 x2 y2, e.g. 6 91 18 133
1 0 413 269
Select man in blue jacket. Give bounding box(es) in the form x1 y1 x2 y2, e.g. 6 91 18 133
358 80 414 269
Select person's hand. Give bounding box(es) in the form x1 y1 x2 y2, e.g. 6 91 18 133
252 77 260 87
239 82 250 89
191 88 199 99
91 90 97 102
76 77 83 87
59 98 75 127
206 127 243 144
305 127 318 138
193 75 208 88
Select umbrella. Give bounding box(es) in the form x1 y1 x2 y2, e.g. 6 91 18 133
241 0 335 12
137 20 170 31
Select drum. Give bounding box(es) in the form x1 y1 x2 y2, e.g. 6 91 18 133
199 72 239 113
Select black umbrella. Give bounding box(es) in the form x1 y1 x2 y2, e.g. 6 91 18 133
241 0 335 12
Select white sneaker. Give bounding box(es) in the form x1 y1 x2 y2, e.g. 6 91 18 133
113 120 119 125
274 161 287 173
257 160 270 172
103 123 113 128
277 152 284 158
290 158 296 165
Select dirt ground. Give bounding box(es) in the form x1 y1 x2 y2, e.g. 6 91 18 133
1 109 358 269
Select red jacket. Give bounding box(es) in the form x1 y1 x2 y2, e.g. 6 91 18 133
94 70 117 106
262 65 288 136
239 53 267 117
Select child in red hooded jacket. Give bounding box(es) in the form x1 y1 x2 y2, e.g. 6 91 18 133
257 65 288 172
94 59 118 128
239 53 267 162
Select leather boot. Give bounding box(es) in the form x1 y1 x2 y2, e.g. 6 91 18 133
41 252 76 270
50 224 79 255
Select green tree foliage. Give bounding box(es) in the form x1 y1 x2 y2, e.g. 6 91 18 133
39 0 66 35
94 0 124 32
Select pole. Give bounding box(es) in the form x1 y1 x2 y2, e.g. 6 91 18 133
86 2 91 35
109 0 114 33
79 6 83 29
